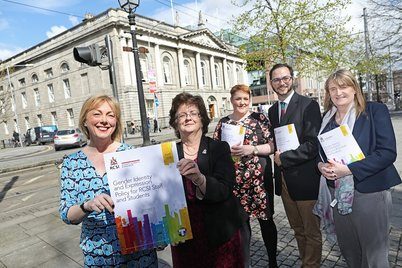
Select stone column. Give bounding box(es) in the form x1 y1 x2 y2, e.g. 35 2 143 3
195 52 203 89
177 48 185 88
210 55 216 89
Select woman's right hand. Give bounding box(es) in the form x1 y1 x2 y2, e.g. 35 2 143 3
83 193 114 213
318 162 336 180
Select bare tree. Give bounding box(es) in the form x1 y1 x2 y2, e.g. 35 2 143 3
367 0 402 65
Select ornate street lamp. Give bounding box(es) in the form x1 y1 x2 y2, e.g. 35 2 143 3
118 0 150 145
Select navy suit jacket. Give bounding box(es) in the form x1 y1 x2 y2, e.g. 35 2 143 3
268 92 322 200
345 102 401 192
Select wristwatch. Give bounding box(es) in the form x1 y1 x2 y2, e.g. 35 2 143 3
253 145 259 156
80 202 91 214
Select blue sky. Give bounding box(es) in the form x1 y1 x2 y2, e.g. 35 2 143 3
0 0 365 61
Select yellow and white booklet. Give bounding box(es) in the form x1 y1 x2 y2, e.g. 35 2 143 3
274 124 300 152
318 124 365 164
221 123 246 147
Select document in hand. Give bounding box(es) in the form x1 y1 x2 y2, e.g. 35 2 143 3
318 124 365 164
274 124 300 152
104 141 192 254
221 123 245 147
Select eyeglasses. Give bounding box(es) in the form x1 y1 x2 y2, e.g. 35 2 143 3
271 75 293 84
176 110 200 121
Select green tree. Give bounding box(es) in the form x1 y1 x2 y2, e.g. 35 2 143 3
231 0 360 76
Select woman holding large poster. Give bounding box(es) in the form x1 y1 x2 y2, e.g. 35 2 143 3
317 69 401 267
169 92 247 267
59 95 157 267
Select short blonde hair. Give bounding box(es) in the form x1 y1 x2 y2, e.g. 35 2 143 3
78 95 123 141
324 69 366 116
230 84 251 98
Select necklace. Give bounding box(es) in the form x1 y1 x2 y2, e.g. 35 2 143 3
183 144 198 156
184 148 198 156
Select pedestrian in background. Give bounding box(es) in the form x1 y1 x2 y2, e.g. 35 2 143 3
59 95 157 267
214 84 277 268
317 69 401 267
268 63 322 268
169 92 247 268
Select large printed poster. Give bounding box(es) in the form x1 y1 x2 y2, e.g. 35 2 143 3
104 141 192 254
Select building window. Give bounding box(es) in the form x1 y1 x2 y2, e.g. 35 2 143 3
67 108 74 126
0 85 3 92
51 111 58 126
140 56 148 82
183 59 191 85
44 68 53 79
3 121 9 135
201 61 207 86
63 79 71 99
21 92 27 109
31 74 39 83
47 84 55 103
19 78 26 87
37 114 43 126
236 67 242 83
24 116 30 130
33 88 40 106
215 63 221 86
162 56 172 84
60 63 70 73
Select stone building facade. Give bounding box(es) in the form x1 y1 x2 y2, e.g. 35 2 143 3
0 8 247 141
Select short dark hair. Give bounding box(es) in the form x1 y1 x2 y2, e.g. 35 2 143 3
169 92 210 138
269 63 294 79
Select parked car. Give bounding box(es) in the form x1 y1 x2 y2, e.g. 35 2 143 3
25 125 58 145
54 128 87 151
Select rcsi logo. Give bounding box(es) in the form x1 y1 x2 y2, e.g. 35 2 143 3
109 157 120 170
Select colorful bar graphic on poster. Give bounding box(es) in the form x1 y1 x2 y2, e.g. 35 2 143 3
104 141 192 254
318 124 365 165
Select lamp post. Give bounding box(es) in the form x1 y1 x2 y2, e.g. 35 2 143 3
118 0 150 146
5 64 34 147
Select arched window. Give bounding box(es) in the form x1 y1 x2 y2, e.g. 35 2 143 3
214 63 221 86
139 54 148 81
236 67 242 83
183 59 191 85
201 61 207 86
163 56 172 84
60 62 70 73
31 74 39 83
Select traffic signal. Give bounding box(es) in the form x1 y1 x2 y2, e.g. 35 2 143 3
73 44 102 66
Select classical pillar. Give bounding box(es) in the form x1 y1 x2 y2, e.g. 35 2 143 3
210 55 216 89
232 61 238 85
177 48 185 88
154 44 163 88
195 52 203 89
223 58 229 89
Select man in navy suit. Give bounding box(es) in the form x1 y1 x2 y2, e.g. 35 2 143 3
268 63 322 267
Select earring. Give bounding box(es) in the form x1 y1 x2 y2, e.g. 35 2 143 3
84 123 88 127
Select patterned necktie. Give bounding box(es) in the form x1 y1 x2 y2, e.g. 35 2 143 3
280 102 287 121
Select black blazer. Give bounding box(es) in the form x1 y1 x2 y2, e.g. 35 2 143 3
177 136 247 248
268 92 322 200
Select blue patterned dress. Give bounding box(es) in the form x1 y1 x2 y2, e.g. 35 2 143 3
59 143 157 267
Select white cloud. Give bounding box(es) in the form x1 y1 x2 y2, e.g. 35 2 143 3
0 45 24 61
69 15 80 26
46 25 67 38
